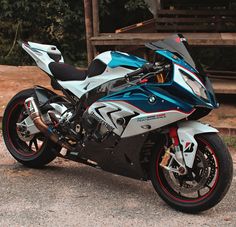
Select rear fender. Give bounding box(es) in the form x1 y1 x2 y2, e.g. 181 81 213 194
34 86 59 105
177 121 218 168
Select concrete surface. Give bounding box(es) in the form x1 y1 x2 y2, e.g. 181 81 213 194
0 133 236 227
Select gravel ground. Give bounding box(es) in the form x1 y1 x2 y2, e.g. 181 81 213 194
0 134 235 227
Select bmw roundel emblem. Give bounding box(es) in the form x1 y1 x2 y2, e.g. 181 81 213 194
148 95 157 104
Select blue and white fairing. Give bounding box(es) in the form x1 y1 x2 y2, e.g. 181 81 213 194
85 34 219 168
87 34 219 139
145 34 218 109
56 51 147 98
20 34 220 169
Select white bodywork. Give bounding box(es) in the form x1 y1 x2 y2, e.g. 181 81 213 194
58 65 132 98
22 42 64 75
22 44 133 98
88 100 195 138
22 41 219 170
58 51 133 98
177 121 218 168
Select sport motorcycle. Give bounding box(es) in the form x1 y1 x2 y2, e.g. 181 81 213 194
2 34 233 213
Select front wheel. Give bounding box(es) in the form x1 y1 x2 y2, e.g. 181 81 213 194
150 133 233 213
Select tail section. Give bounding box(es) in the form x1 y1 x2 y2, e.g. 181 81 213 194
19 41 64 75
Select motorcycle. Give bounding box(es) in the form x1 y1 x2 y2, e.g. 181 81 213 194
2 34 233 213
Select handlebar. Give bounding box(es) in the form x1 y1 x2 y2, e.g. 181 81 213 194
126 67 145 78
126 63 156 78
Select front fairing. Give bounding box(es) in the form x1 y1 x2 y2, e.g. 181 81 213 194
171 63 218 109
146 34 218 109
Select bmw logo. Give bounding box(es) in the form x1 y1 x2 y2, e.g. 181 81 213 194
148 95 157 104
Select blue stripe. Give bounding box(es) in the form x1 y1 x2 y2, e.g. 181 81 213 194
108 51 147 68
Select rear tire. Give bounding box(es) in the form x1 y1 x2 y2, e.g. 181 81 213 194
2 89 61 168
150 133 233 213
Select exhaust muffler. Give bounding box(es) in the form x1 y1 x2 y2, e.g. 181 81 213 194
24 97 73 150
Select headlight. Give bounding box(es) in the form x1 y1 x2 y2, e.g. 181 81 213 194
179 69 208 101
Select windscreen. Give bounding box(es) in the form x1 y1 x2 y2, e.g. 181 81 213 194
145 34 204 74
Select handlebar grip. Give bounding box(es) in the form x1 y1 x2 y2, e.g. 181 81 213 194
126 67 144 78
126 63 157 78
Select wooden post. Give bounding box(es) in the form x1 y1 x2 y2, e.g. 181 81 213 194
92 0 100 36
157 0 162 10
84 0 93 64
92 0 100 57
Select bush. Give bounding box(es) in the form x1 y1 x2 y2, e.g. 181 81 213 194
0 0 86 66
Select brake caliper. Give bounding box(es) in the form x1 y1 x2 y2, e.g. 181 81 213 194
160 127 187 175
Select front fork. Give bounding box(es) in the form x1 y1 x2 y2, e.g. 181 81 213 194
160 127 187 175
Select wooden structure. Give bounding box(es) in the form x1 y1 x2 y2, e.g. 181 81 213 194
91 33 236 46
83 0 236 62
126 9 236 33
155 10 236 32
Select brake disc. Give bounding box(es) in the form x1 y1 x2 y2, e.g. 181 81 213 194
163 150 209 194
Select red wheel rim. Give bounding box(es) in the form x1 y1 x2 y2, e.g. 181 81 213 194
156 138 219 203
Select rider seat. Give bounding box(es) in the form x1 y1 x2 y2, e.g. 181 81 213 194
49 62 87 81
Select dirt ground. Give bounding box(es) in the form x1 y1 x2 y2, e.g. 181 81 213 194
0 134 236 226
0 65 51 116
0 65 235 128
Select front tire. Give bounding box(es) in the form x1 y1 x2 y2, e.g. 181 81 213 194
2 89 61 168
150 133 233 213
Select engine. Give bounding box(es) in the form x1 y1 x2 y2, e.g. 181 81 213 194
81 110 113 142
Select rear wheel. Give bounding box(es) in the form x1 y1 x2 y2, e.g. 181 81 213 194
2 89 61 168
150 133 233 213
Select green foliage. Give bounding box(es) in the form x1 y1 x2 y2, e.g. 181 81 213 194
0 0 151 66
0 0 235 72
0 0 86 66
125 0 148 10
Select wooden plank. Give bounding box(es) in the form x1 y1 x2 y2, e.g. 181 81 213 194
221 33 236 40
212 79 236 94
156 17 236 23
120 26 156 33
116 19 155 33
90 33 236 46
156 10 236 16
206 70 236 80
155 25 235 32
207 70 236 76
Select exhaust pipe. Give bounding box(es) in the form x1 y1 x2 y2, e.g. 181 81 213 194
24 97 73 150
